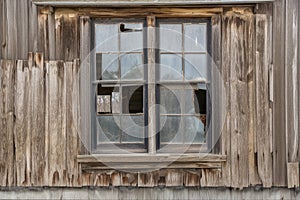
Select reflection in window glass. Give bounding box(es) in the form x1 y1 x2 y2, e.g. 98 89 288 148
121 116 144 143
184 117 205 143
160 24 182 52
160 87 182 114
98 116 121 143
160 116 182 144
185 54 207 81
121 54 143 80
95 24 119 52
97 53 119 80
120 23 143 52
184 24 207 52
160 54 183 80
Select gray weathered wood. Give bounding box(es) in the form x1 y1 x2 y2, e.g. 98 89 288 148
0 60 15 186
55 14 64 60
6 0 17 59
272 0 287 187
211 14 222 154
221 14 232 188
30 53 46 186
47 61 67 186
147 16 156 155
29 1 38 53
285 0 299 163
14 60 28 186
17 0 29 59
256 14 273 188
287 162 299 188
66 60 80 187
80 16 91 154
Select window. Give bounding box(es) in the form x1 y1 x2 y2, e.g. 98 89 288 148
91 18 211 154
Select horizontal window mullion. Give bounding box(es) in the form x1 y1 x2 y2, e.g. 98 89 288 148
92 80 146 84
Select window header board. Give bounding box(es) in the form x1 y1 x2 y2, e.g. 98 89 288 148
33 0 274 7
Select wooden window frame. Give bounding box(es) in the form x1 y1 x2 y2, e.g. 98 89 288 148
78 7 225 169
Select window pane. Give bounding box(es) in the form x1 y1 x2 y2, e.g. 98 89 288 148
160 24 182 52
184 24 207 52
184 89 196 114
160 87 182 114
120 23 143 52
184 117 205 144
194 85 207 114
121 115 144 143
95 24 118 52
122 86 144 114
160 54 183 80
121 54 143 80
185 54 207 81
99 53 119 80
160 116 182 144
98 116 121 143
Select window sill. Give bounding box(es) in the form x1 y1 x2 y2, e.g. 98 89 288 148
77 153 226 170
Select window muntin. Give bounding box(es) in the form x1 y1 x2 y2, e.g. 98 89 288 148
157 19 210 153
92 20 147 153
92 18 211 154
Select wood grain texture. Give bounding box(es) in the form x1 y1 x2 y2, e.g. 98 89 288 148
256 14 273 188
79 16 91 154
211 14 222 154
0 60 15 186
47 61 67 186
287 162 299 188
14 60 29 186
30 53 45 186
55 7 223 18
221 14 232 187
272 0 287 187
285 0 299 163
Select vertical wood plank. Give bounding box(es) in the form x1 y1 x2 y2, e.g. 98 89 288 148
28 0 38 53
221 14 232 187
165 170 183 187
0 0 3 59
80 16 91 154
211 14 222 154
66 60 80 187
14 60 28 186
63 15 80 61
230 13 253 189
17 0 29 59
256 14 273 188
37 12 48 60
183 170 201 187
273 0 287 187
6 0 17 59
55 14 64 60
0 60 15 186
200 169 222 187
47 61 67 186
48 7 56 60
248 14 262 187
287 162 299 188
138 172 159 187
285 0 299 163
30 53 45 186
1 0 7 59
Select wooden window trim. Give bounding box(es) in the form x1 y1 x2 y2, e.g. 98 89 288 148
77 153 226 170
79 9 225 168
33 0 274 7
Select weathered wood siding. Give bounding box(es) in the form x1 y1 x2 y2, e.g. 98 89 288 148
0 0 299 189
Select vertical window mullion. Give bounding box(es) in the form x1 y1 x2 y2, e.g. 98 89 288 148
147 16 157 154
